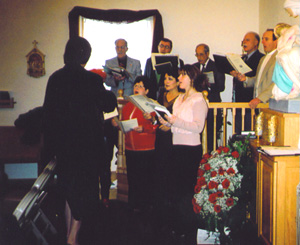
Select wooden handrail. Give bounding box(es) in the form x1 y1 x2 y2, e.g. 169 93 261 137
202 101 269 153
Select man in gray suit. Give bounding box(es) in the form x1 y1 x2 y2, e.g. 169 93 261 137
233 29 278 109
105 39 142 97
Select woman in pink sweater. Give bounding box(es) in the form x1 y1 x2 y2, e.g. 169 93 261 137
159 64 208 244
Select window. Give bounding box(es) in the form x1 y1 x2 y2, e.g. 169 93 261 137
68 7 164 57
81 17 154 72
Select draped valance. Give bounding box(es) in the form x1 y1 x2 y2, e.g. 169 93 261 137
68 6 164 52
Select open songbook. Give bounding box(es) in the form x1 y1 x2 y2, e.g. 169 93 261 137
213 53 252 75
114 117 138 134
103 65 131 78
126 95 171 117
144 101 171 117
151 53 179 71
126 95 156 114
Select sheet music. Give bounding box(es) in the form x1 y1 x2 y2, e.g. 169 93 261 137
226 53 252 74
203 71 215 84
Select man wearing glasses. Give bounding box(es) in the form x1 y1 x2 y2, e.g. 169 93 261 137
144 38 184 99
105 39 142 97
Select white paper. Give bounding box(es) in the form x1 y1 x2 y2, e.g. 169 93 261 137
260 145 300 156
103 107 118 120
226 53 252 74
203 71 215 84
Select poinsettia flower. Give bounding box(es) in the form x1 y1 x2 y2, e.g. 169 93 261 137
231 151 239 158
200 158 207 164
226 198 234 207
216 191 224 198
193 203 202 214
192 198 197 205
226 168 235 175
222 147 230 153
214 205 221 213
218 167 225 175
216 149 222 154
194 184 201 193
208 193 217 204
197 168 205 177
211 171 217 177
197 177 207 187
222 178 230 189
89 69 107 79
208 180 218 190
204 163 211 171
203 153 211 160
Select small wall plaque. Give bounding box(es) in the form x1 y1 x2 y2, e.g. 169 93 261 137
26 40 45 78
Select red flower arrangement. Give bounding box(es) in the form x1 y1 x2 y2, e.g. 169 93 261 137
193 146 243 225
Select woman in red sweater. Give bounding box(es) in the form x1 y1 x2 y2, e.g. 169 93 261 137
119 76 157 212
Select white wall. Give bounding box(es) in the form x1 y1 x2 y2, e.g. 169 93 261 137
0 0 298 125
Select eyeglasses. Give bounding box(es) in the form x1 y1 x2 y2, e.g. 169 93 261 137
195 53 205 57
134 84 144 89
116 46 127 50
159 44 171 50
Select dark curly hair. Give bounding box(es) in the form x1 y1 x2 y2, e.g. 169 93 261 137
134 76 152 91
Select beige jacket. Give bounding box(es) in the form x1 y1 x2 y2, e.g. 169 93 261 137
244 51 277 103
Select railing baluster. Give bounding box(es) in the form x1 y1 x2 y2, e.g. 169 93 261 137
206 102 268 151
213 108 217 151
242 108 246 132
232 108 236 135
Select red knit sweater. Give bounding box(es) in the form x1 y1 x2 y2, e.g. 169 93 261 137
122 102 157 151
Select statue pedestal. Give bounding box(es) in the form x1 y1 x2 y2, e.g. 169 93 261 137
269 97 300 113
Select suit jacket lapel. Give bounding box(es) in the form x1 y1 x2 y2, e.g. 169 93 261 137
126 57 133 71
259 51 277 86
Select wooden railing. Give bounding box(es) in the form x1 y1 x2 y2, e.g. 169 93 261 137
201 102 269 153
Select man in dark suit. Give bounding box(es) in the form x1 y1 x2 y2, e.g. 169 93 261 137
234 29 277 108
193 43 225 153
144 38 184 99
231 32 265 134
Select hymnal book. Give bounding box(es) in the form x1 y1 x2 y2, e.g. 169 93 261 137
151 53 179 71
258 145 300 156
126 95 157 114
145 101 172 117
114 117 138 133
103 65 130 78
203 71 215 84
103 107 118 120
154 62 173 75
213 53 252 75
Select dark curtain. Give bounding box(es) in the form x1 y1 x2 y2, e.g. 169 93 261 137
68 6 164 53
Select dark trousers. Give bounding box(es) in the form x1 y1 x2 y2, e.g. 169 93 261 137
99 121 118 200
168 144 202 239
126 149 155 210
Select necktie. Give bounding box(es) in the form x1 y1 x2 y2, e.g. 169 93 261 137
201 64 205 72
243 55 248 62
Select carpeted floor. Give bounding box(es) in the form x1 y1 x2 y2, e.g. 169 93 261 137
1 178 263 245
